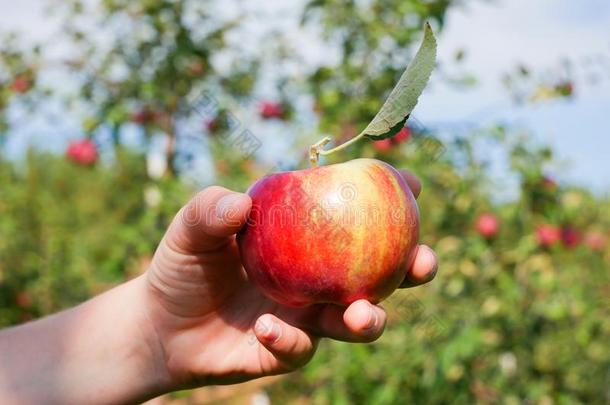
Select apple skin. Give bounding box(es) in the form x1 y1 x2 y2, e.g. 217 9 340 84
475 213 500 239
373 138 393 153
536 224 561 247
66 139 98 166
237 158 419 307
561 226 581 249
259 101 285 120
584 231 606 252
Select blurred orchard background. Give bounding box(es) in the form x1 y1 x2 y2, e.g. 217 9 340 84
1 0 609 404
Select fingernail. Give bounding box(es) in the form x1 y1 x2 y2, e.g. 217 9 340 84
364 306 378 330
257 319 282 343
427 262 439 281
216 193 247 220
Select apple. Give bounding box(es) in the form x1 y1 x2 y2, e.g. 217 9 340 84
259 101 285 120
372 127 410 153
130 108 156 125
393 126 411 144
237 158 419 307
373 138 393 153
66 139 98 166
535 224 560 247
561 226 581 249
475 213 500 239
10 75 31 94
541 176 557 192
205 117 220 133
584 231 606 252
205 110 232 135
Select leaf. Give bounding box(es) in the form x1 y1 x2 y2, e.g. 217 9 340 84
363 23 437 140
366 115 408 141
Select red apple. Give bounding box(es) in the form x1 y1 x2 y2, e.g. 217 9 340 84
561 226 581 248
66 139 98 166
536 224 560 247
205 117 220 133
259 101 284 120
130 108 155 125
373 138 393 153
237 158 419 307
10 75 31 94
393 126 411 144
475 213 500 239
541 176 557 192
584 231 606 251
372 127 410 153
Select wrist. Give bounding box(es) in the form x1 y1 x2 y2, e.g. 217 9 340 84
59 274 175 403
0 275 174 404
119 275 175 401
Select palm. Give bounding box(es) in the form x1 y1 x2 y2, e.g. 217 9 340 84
146 235 319 386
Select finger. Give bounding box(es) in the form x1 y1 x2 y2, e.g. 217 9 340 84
165 186 252 253
342 300 387 341
306 300 386 343
399 244 438 288
254 314 317 370
398 169 422 199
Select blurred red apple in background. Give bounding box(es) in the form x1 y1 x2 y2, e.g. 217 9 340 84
536 224 561 247
10 75 31 94
561 226 581 249
372 127 411 154
475 213 500 239
205 117 220 133
394 126 411 144
584 230 606 251
259 101 284 120
541 175 558 192
66 139 98 166
373 139 393 153
238 158 419 307
130 108 156 125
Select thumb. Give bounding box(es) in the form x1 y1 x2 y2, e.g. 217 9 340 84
165 186 252 253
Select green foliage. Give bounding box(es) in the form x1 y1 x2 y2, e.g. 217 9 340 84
0 35 42 137
1 130 608 404
304 0 453 153
57 0 260 175
0 0 608 404
0 150 190 325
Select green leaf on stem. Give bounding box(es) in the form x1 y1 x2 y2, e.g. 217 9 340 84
363 22 437 140
366 116 409 141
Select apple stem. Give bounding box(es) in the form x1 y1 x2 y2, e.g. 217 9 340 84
309 131 367 166
308 137 331 166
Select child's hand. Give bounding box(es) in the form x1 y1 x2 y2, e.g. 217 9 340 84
144 170 438 391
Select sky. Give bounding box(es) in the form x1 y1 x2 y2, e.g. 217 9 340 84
414 0 610 195
1 0 609 194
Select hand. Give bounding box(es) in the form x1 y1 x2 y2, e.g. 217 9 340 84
143 170 438 391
